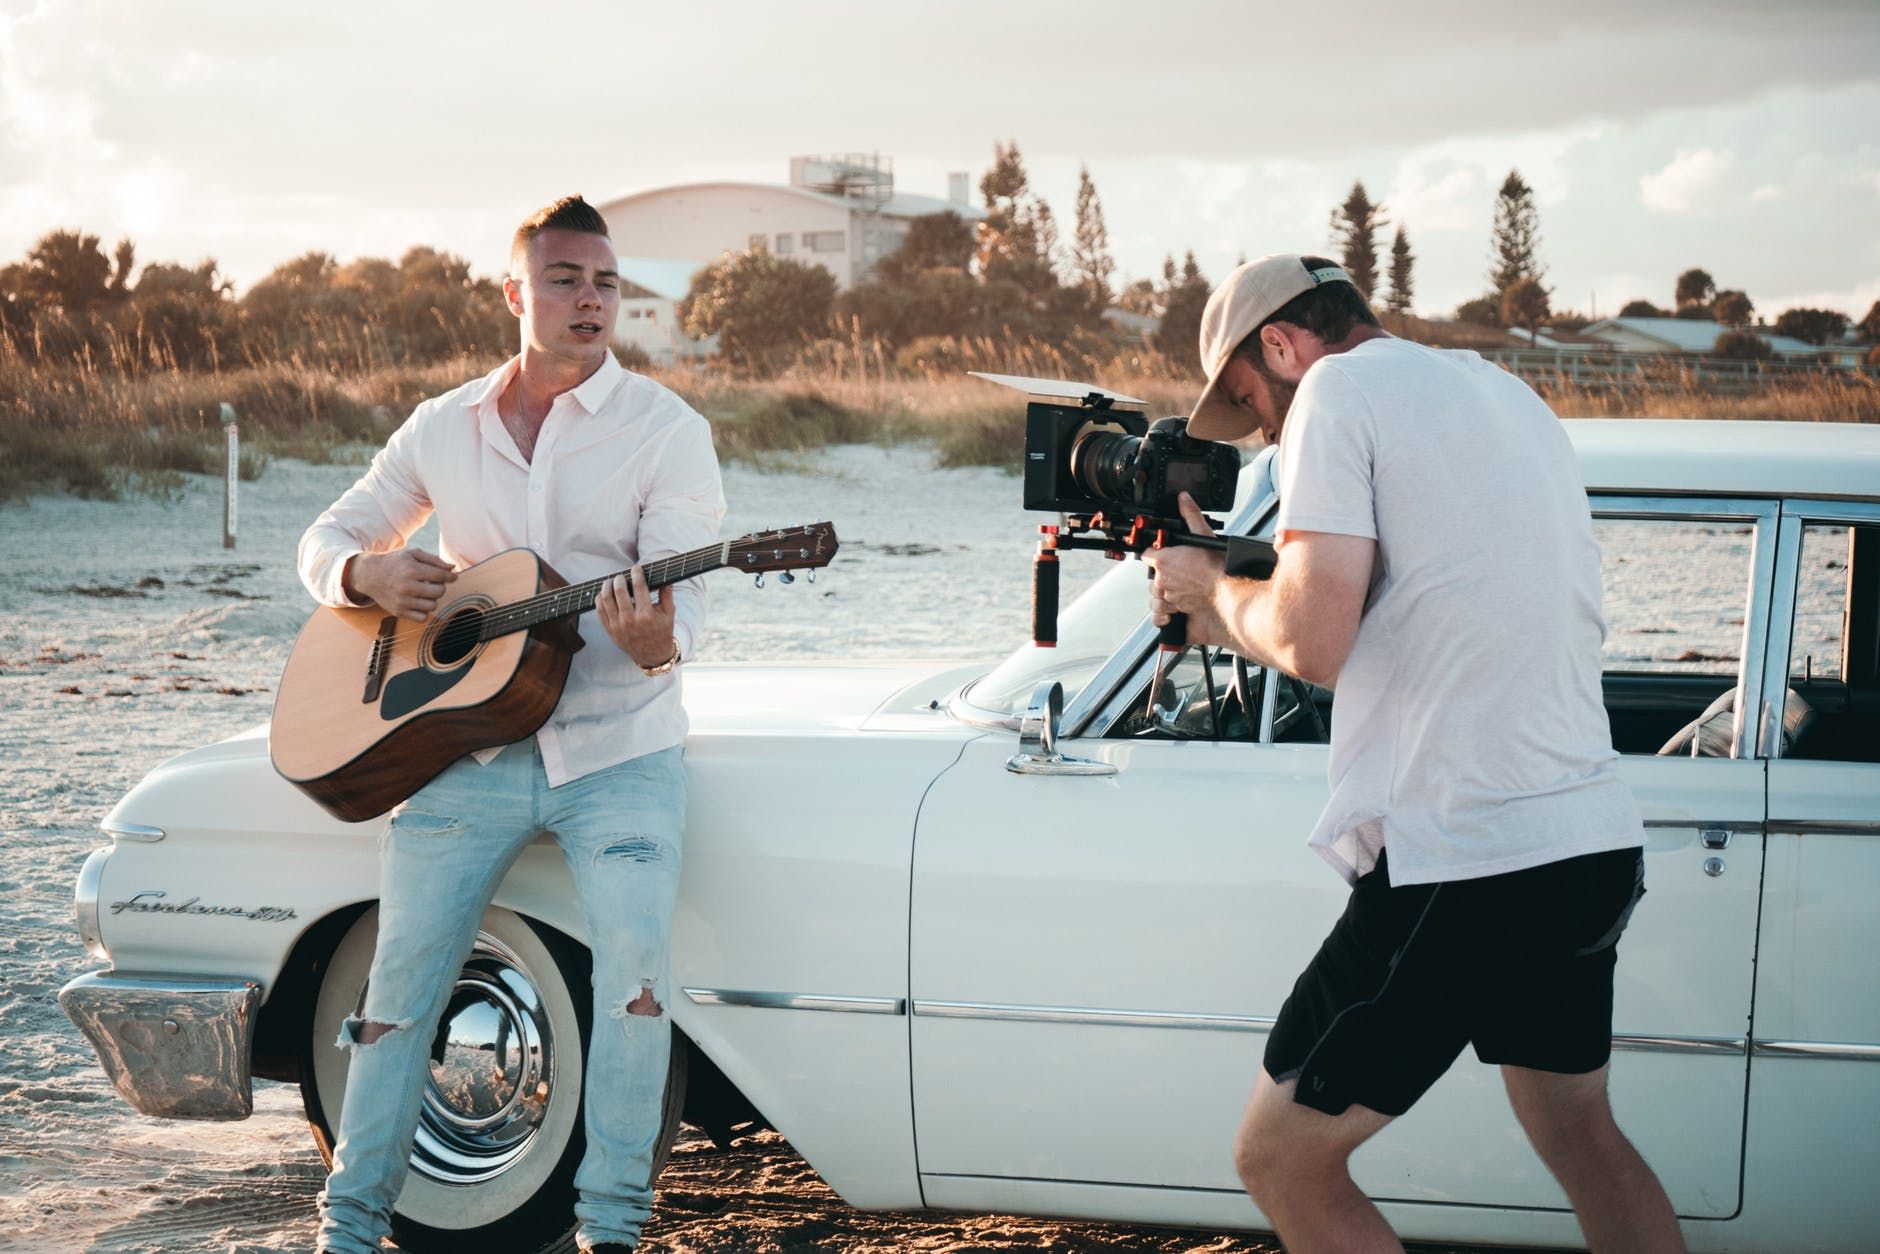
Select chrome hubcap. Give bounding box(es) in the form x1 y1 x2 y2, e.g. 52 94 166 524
411 933 557 1185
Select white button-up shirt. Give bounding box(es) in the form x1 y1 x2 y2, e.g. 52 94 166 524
298 352 726 786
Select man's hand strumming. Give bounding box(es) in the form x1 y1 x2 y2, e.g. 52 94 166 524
345 549 458 622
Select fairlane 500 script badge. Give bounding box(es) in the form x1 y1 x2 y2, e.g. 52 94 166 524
110 891 298 923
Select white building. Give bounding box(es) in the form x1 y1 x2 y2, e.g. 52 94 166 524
1580 316 1825 359
613 257 713 366
596 154 983 298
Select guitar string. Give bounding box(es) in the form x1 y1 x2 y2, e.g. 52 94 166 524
355 530 829 665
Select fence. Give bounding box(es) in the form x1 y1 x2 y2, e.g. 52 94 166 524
1479 348 1871 394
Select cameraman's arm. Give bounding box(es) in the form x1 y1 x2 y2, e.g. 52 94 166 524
1146 496 1372 687
1212 529 1373 688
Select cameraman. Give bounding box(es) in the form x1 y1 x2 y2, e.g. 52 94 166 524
1144 255 1682 1253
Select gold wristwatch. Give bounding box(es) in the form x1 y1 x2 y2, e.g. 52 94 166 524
639 643 681 676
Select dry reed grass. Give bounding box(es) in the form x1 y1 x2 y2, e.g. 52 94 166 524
2 328 1873 503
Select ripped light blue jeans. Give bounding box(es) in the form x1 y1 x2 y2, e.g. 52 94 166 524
316 739 684 1254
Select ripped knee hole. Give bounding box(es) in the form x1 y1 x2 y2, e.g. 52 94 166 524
614 987 663 1018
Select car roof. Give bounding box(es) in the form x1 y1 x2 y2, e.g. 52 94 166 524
1564 419 1880 501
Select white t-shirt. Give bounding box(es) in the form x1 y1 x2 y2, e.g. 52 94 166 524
1275 337 1643 887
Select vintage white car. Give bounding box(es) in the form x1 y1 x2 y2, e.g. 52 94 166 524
62 418 1880 1252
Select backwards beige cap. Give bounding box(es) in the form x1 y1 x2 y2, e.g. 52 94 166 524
1188 254 1354 441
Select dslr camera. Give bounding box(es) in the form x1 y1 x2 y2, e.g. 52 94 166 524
1020 396 1240 519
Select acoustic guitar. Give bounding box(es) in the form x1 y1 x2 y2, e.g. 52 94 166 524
270 523 838 823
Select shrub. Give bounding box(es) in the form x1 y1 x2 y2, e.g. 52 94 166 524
1713 330 1773 361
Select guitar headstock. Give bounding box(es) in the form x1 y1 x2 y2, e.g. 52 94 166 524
725 522 840 577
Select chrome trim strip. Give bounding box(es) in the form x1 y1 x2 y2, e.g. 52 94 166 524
1766 820 1880 837
681 988 905 1015
914 999 1275 1033
1610 1033 1747 1056
1640 818 1763 831
1754 1040 1880 1062
103 819 165 843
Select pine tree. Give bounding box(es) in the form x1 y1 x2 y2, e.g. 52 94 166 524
1385 227 1415 315
1487 170 1544 297
1070 165 1116 311
974 140 1058 296
1331 182 1386 300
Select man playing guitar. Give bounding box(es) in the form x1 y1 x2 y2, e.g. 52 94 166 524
298 195 725 1254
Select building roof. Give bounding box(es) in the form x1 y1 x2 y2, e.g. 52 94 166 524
598 182 986 222
1580 316 1822 357
1564 418 1880 500
616 257 707 301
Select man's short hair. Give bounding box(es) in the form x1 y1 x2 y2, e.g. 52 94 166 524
1232 254 1379 360
510 196 611 273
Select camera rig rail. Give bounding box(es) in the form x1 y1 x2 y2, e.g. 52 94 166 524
1031 510 1277 649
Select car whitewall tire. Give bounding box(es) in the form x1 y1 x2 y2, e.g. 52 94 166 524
300 905 686 1254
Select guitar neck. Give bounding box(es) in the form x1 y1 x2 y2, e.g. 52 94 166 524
475 543 727 642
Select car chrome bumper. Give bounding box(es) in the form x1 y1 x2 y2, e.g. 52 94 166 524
58 971 261 1120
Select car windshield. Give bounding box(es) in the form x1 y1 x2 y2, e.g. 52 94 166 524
965 448 1279 719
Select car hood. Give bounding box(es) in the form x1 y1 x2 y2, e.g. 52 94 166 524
680 659 988 735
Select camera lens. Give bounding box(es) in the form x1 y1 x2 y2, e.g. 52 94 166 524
1069 429 1144 505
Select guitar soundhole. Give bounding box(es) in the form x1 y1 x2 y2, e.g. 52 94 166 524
431 607 486 667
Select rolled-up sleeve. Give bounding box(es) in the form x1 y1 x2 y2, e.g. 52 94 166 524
297 409 435 607
635 413 726 662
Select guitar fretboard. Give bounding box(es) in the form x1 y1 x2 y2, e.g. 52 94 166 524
474 542 726 642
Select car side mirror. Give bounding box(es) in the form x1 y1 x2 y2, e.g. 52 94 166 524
1006 681 1118 776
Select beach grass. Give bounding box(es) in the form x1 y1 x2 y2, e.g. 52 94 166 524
2 333 1874 502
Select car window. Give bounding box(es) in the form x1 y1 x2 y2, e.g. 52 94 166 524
1781 522 1879 763
1104 645 1264 740
968 560 1153 718
1598 516 1756 757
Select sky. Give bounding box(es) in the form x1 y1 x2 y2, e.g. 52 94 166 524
2 0 1876 322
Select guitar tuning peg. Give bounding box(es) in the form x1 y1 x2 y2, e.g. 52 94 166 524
779 571 795 584
754 573 765 589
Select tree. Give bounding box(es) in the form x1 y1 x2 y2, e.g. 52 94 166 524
1487 171 1543 297
24 229 118 311
1117 277 1160 318
1331 181 1386 300
1151 252 1210 371
1384 226 1414 315
680 248 836 368
1858 300 1880 344
1773 307 1849 346
1713 329 1772 361
1674 268 1716 311
1454 294 1501 327
1712 289 1754 328
1070 165 1116 312
876 212 975 284
1500 275 1551 344
1618 299 1666 318
975 140 1055 295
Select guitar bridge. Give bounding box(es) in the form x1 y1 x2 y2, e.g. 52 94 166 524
362 616 396 703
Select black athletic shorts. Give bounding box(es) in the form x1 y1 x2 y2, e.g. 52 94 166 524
1264 845 1646 1118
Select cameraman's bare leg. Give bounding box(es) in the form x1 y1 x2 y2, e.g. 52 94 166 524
1501 1064 1685 1253
1232 1069 1401 1254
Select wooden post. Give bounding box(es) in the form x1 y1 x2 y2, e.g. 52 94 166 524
221 402 238 550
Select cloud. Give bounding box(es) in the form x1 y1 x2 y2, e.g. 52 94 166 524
1640 148 1736 213
1751 183 1785 201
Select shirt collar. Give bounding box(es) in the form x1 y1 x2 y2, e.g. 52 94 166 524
568 350 627 415
460 351 626 417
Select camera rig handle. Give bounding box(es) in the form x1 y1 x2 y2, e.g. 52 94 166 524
1029 513 1277 649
